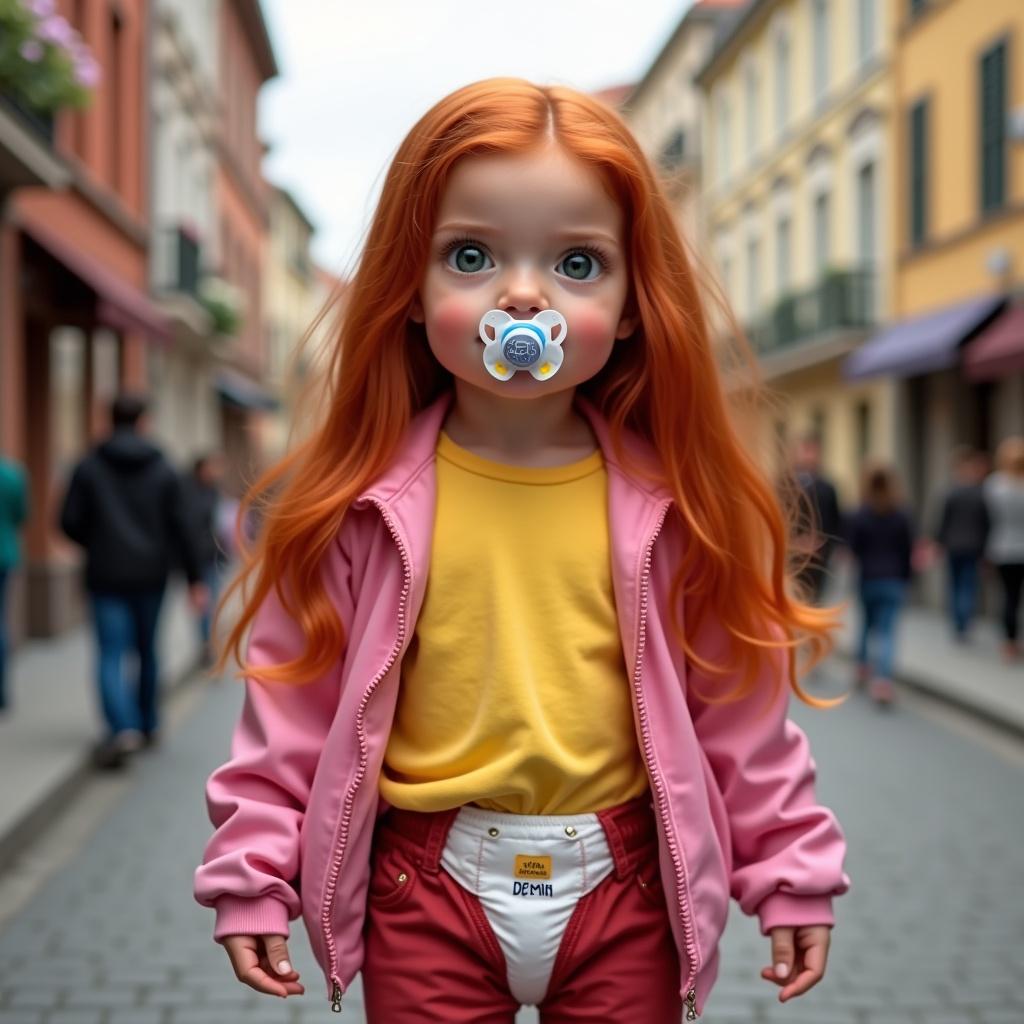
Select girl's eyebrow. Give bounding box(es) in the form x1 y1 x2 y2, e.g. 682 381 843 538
434 220 621 249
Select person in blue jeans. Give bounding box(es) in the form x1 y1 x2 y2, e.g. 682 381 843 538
845 464 915 706
60 394 207 767
0 456 29 713
933 446 990 642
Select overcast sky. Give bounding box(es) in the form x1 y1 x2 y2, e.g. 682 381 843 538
260 1 693 277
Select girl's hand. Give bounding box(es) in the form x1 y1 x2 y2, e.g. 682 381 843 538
760 925 831 1002
222 934 305 998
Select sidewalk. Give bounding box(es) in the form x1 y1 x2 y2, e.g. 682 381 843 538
837 600 1024 736
0 585 202 865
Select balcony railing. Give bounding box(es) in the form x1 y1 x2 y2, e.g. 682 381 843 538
0 92 55 144
748 268 875 355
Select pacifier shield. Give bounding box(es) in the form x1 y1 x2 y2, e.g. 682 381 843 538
478 309 569 382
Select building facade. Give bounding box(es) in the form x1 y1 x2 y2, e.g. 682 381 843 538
698 0 897 503
1 0 171 636
263 184 318 460
845 0 1024 523
624 0 745 250
149 0 223 466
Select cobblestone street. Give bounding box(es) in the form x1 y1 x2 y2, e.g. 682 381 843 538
0 663 1022 1024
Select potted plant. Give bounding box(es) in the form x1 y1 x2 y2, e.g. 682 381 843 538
0 0 100 126
199 276 244 339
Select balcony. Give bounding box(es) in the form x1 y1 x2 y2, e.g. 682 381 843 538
0 93 68 193
153 225 214 348
747 268 876 378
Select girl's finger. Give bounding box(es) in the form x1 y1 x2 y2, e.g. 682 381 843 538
241 963 290 998
780 965 824 1002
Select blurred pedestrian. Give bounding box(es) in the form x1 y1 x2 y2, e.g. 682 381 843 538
181 452 228 666
932 445 990 642
0 455 29 714
983 437 1024 663
792 434 843 605
846 463 915 706
59 394 207 767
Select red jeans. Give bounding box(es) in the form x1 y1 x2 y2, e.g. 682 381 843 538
361 793 682 1023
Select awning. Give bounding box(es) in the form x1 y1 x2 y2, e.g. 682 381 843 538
962 305 1024 381
215 369 279 411
843 294 1006 380
19 217 172 343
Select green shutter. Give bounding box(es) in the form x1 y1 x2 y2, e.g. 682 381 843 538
910 100 928 247
980 41 1007 213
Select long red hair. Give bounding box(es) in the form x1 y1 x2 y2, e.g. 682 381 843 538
220 77 842 707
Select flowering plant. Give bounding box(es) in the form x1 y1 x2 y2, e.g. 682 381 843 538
199 276 245 338
0 0 100 114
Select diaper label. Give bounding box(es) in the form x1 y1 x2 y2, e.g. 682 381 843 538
514 854 552 880
513 881 554 897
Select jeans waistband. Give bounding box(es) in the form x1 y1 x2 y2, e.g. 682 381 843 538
377 792 657 881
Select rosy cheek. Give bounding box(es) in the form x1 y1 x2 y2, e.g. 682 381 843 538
569 308 615 347
432 297 480 344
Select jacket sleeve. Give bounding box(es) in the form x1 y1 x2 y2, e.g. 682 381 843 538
686 613 850 935
193 533 354 941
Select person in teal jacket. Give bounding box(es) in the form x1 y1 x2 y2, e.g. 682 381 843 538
0 456 29 712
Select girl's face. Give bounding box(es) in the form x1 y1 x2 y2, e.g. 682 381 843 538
411 142 635 400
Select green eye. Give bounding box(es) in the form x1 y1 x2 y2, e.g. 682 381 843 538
448 245 492 274
560 252 599 281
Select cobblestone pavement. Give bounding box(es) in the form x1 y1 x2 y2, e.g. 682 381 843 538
0 665 1022 1024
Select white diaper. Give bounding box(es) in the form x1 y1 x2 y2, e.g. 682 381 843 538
439 805 615 1007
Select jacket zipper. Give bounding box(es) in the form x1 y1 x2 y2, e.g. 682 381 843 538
635 501 700 1019
321 499 413 1015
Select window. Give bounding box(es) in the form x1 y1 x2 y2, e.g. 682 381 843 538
857 161 876 268
979 39 1007 213
746 236 761 321
909 98 929 246
813 192 831 273
108 10 123 190
909 0 928 18
745 62 760 158
810 407 827 450
776 215 792 294
717 94 732 183
812 0 829 103
775 31 791 133
857 0 876 65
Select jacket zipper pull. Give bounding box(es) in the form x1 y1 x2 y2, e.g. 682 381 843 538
331 980 343 1013
685 987 698 1020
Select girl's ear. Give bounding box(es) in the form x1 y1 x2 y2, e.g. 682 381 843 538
615 310 638 340
409 294 425 324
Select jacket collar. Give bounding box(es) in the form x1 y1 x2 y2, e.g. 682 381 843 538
358 389 670 506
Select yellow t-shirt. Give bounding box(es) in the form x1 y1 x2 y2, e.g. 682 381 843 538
379 431 650 814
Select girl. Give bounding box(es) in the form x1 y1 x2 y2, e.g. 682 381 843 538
846 463 915 705
194 78 850 1021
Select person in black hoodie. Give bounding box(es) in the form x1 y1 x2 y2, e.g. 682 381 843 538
845 463 915 707
791 435 844 605
60 393 207 766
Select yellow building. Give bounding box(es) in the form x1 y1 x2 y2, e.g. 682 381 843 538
845 0 1024 512
264 185 320 460
698 0 897 504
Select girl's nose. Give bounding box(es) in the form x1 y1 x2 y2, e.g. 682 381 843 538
498 267 548 318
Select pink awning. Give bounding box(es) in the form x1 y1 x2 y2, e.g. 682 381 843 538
963 305 1024 381
18 217 172 343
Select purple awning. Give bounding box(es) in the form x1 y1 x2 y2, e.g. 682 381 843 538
843 294 1006 380
963 305 1024 381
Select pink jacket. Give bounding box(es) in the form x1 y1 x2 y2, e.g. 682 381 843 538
194 391 850 1017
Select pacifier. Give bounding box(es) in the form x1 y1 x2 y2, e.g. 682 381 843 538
477 309 569 382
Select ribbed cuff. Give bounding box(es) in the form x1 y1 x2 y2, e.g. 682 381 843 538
213 895 291 941
756 892 834 936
